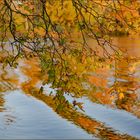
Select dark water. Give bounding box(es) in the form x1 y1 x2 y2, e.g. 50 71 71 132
0 36 140 139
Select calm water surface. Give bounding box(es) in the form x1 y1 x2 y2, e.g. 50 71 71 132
0 36 140 139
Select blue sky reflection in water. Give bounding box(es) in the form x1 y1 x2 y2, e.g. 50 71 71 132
0 90 95 139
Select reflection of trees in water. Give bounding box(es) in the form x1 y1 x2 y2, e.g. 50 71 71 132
109 55 140 114
1 34 140 119
4 114 16 126
19 57 135 139
0 93 5 112
0 64 19 90
113 57 140 117
92 37 140 116
21 57 140 139
0 66 11 112
0 93 16 125
85 37 140 115
1 48 140 115
85 54 140 118
0 54 138 139
87 65 114 105
0 64 17 125
0 88 16 126
21 84 135 140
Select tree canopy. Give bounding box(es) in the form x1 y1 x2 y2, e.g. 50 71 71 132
1 0 139 53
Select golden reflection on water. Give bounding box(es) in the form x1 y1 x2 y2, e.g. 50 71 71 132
0 93 5 112
21 57 41 91
23 88 134 140
113 37 140 117
86 37 140 114
0 37 140 139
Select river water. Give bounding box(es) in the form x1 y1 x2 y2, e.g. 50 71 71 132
0 36 140 139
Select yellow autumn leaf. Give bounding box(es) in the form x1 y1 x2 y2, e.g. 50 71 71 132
119 92 124 100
